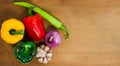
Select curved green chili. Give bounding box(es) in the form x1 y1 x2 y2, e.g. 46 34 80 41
13 2 69 39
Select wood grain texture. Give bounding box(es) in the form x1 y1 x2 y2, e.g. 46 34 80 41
0 0 120 66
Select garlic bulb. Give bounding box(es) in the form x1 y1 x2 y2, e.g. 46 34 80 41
36 45 52 64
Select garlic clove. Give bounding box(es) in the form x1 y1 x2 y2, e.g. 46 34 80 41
38 58 43 63
47 53 52 57
43 57 48 64
47 57 51 61
44 46 50 52
37 47 41 52
36 52 42 58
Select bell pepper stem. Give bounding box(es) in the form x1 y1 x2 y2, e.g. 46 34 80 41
10 29 24 35
24 45 30 55
28 8 33 16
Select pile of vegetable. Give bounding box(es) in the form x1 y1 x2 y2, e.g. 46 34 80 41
0 2 69 64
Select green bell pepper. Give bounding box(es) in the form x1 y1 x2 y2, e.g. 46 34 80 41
14 41 37 63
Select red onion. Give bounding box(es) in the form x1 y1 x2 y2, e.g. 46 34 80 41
45 31 61 48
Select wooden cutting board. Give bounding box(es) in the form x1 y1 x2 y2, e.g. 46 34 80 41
0 0 120 66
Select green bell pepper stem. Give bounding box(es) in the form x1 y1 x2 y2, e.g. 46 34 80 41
13 2 69 39
24 45 30 55
10 29 24 35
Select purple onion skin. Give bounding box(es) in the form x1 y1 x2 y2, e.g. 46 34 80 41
45 31 61 48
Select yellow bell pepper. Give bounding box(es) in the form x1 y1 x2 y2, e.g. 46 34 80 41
1 18 25 44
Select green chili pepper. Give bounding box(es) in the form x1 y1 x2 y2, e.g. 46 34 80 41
14 41 37 63
13 2 69 39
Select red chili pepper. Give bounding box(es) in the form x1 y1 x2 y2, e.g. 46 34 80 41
23 14 45 41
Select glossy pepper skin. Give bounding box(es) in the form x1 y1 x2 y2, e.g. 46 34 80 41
23 14 45 41
14 41 37 63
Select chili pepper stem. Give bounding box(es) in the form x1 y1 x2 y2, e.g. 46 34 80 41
10 29 24 35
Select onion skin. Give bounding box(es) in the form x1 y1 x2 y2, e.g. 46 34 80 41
45 31 61 48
